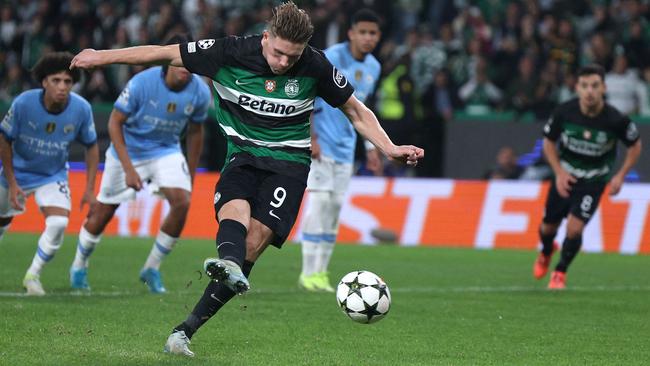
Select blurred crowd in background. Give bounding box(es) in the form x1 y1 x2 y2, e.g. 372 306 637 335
1 0 650 177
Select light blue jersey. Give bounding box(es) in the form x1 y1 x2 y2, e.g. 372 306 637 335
0 90 96 189
312 42 381 163
110 66 211 161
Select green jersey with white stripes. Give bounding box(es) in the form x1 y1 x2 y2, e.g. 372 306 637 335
179 35 354 182
544 99 640 183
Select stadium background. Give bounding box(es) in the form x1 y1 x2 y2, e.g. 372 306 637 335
1 0 650 252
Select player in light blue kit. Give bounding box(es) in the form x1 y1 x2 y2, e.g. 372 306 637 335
69 35 211 293
0 52 99 296
299 9 383 291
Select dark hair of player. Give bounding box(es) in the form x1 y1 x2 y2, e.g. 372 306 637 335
577 64 605 82
162 33 192 75
267 1 314 44
31 52 81 83
350 9 381 27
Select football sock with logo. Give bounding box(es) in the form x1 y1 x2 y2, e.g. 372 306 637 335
216 219 247 267
555 236 582 273
539 229 556 256
173 260 254 338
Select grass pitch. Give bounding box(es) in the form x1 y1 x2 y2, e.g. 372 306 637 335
1 233 649 365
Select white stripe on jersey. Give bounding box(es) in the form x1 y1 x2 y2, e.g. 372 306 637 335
212 81 314 118
220 124 311 149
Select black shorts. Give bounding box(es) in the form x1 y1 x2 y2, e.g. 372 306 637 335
213 164 306 248
543 180 606 224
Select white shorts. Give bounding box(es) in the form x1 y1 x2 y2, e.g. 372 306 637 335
306 156 353 193
97 152 192 204
0 180 71 217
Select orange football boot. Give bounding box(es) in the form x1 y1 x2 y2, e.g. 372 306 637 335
547 271 566 290
533 242 559 279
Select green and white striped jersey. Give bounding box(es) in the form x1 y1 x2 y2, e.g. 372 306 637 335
544 99 640 183
179 35 354 182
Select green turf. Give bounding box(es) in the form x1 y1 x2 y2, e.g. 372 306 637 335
1 233 649 365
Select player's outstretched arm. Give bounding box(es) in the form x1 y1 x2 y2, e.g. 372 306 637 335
81 143 99 210
70 45 183 70
0 134 24 210
339 95 423 166
609 139 642 196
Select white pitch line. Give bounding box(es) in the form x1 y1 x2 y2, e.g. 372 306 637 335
1 285 650 298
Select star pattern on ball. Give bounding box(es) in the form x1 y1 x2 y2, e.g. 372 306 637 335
359 299 383 322
345 274 363 298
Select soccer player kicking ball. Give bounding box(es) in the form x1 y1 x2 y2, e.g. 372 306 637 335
0 52 99 296
533 64 641 290
70 1 423 357
68 34 210 294
299 9 383 292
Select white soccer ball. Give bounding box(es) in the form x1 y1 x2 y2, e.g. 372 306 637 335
336 270 391 324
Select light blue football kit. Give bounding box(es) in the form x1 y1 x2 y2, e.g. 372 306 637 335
0 89 97 189
312 42 381 163
300 42 382 287
110 66 211 161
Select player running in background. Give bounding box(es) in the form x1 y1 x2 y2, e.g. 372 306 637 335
533 64 641 289
70 1 422 357
69 34 210 294
299 9 382 292
0 52 99 296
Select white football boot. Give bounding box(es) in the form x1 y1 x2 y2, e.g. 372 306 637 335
164 331 194 357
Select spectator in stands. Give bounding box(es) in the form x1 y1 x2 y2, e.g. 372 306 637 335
458 57 503 115
557 70 577 103
605 54 644 115
506 55 538 117
637 65 650 116
622 20 650 71
581 32 613 71
483 146 524 180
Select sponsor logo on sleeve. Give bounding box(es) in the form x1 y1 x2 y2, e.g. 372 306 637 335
117 86 130 105
197 39 215 50
187 41 196 53
627 123 640 141
184 103 195 115
333 67 347 88
1 108 13 131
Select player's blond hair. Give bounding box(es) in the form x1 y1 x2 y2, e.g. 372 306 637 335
267 1 314 44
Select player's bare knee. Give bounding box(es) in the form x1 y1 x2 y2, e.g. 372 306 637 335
169 194 191 214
